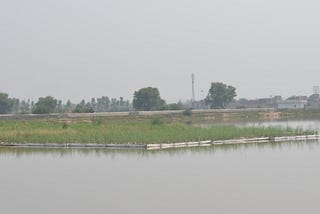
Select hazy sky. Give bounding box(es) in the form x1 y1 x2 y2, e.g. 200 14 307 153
1 0 320 103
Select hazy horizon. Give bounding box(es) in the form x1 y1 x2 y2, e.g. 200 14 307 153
1 0 320 103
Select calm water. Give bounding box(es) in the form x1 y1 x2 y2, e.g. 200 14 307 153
242 120 320 131
1 121 320 214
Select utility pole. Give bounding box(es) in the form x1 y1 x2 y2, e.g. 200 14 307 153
191 73 195 102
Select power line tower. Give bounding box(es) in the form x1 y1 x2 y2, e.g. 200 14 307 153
191 73 195 102
313 86 320 95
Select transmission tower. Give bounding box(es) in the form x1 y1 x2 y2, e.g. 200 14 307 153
313 86 320 95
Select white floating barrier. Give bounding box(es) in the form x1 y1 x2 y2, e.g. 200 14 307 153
1 134 320 150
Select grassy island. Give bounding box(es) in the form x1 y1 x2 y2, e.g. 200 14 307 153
0 118 316 144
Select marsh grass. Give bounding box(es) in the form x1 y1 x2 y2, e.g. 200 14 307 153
0 120 315 144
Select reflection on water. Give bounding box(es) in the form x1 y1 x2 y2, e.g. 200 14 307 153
1 140 319 158
199 119 320 132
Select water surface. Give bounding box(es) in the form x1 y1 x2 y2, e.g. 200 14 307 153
1 139 320 214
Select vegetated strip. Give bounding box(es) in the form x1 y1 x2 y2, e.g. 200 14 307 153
0 119 318 149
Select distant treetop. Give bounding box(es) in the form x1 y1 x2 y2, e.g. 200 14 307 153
205 82 237 109
133 87 165 111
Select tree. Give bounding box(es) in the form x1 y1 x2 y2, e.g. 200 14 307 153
12 98 20 113
56 100 63 113
119 97 124 106
19 99 31 114
0 92 13 114
91 98 96 111
133 87 165 111
64 100 73 113
205 82 236 109
32 96 58 114
96 96 110 112
73 100 94 113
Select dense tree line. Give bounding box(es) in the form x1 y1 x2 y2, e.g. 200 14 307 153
0 94 133 114
0 82 238 114
73 96 131 113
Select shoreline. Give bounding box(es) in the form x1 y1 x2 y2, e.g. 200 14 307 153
1 108 320 123
1 134 319 150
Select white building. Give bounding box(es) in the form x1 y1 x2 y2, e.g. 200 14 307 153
277 100 307 109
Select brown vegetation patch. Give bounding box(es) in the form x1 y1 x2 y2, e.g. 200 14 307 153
260 111 281 120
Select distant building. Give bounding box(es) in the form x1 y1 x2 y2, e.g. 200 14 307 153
277 100 307 109
192 100 210 109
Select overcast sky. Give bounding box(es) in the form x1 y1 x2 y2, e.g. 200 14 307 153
1 0 320 103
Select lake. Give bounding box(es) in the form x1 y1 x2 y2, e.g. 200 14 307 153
1 120 320 214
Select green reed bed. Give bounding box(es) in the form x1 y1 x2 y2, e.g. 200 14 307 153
0 120 316 144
